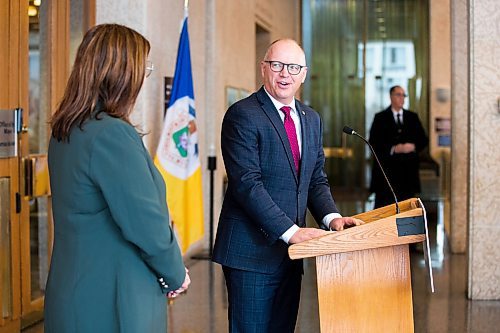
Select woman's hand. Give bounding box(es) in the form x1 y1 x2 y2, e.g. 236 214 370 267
167 267 191 299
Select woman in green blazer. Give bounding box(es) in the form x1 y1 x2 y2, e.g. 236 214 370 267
44 24 189 332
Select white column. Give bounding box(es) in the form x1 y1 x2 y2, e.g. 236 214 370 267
468 0 500 300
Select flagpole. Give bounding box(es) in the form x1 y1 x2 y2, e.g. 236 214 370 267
188 0 218 261
204 0 217 261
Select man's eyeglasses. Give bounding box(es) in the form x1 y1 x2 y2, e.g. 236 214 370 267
264 60 306 75
391 93 407 98
146 60 154 78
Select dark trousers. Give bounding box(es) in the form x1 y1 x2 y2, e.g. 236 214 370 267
222 259 303 333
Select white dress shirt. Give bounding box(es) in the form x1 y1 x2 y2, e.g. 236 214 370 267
392 108 403 124
263 88 342 243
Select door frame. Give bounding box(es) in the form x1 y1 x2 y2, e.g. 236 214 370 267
18 0 70 328
0 0 24 332
1 0 95 330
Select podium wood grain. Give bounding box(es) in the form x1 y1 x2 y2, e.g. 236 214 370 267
316 245 414 332
289 198 425 332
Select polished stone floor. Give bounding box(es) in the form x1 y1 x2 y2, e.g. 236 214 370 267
22 200 500 333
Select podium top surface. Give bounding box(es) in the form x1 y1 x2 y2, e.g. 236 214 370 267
288 198 426 259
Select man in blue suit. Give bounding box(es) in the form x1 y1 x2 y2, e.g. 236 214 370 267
213 39 363 333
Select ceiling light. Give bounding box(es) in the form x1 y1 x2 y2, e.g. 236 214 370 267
28 5 38 16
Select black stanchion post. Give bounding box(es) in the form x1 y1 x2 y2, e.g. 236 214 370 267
207 155 216 257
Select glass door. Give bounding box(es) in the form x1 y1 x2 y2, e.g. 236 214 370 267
0 157 22 333
20 0 92 327
0 1 92 330
303 0 368 203
0 1 24 332
302 0 429 213
19 1 52 325
0 0 26 332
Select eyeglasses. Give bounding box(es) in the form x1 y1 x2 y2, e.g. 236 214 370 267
264 60 306 75
145 60 154 78
391 93 407 98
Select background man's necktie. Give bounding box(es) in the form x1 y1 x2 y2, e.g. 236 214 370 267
396 113 402 127
280 106 300 172
396 113 403 134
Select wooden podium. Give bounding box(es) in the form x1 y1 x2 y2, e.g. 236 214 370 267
289 198 433 333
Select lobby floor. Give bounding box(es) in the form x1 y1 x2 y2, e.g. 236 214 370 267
22 200 500 333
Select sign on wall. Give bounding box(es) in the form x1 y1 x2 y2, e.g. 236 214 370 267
0 109 22 158
435 117 451 147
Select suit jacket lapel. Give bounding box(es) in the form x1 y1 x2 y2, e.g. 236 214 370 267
256 88 299 184
384 107 399 131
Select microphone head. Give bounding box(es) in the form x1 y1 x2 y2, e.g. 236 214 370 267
343 126 355 135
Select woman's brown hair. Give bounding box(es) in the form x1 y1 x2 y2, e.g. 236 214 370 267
50 24 150 141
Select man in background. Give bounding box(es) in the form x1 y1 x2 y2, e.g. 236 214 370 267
368 85 428 208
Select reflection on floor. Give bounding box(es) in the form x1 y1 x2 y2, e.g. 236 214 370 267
22 200 500 333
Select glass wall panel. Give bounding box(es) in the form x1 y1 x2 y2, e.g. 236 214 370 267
29 196 49 300
303 0 429 197
303 0 367 194
70 0 85 67
28 0 49 156
27 0 87 303
363 0 429 135
28 0 50 302
0 178 12 318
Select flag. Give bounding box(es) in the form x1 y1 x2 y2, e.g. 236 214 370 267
154 16 204 254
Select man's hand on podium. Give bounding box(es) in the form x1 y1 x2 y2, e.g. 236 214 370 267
289 228 330 244
329 217 364 231
288 217 365 245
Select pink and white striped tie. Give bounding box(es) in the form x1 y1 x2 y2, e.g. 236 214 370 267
280 106 300 172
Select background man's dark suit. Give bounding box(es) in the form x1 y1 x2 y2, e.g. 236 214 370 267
368 107 428 207
213 87 338 331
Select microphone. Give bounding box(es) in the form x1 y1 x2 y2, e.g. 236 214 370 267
343 126 400 214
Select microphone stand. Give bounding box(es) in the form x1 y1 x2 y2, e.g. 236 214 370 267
343 126 400 214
